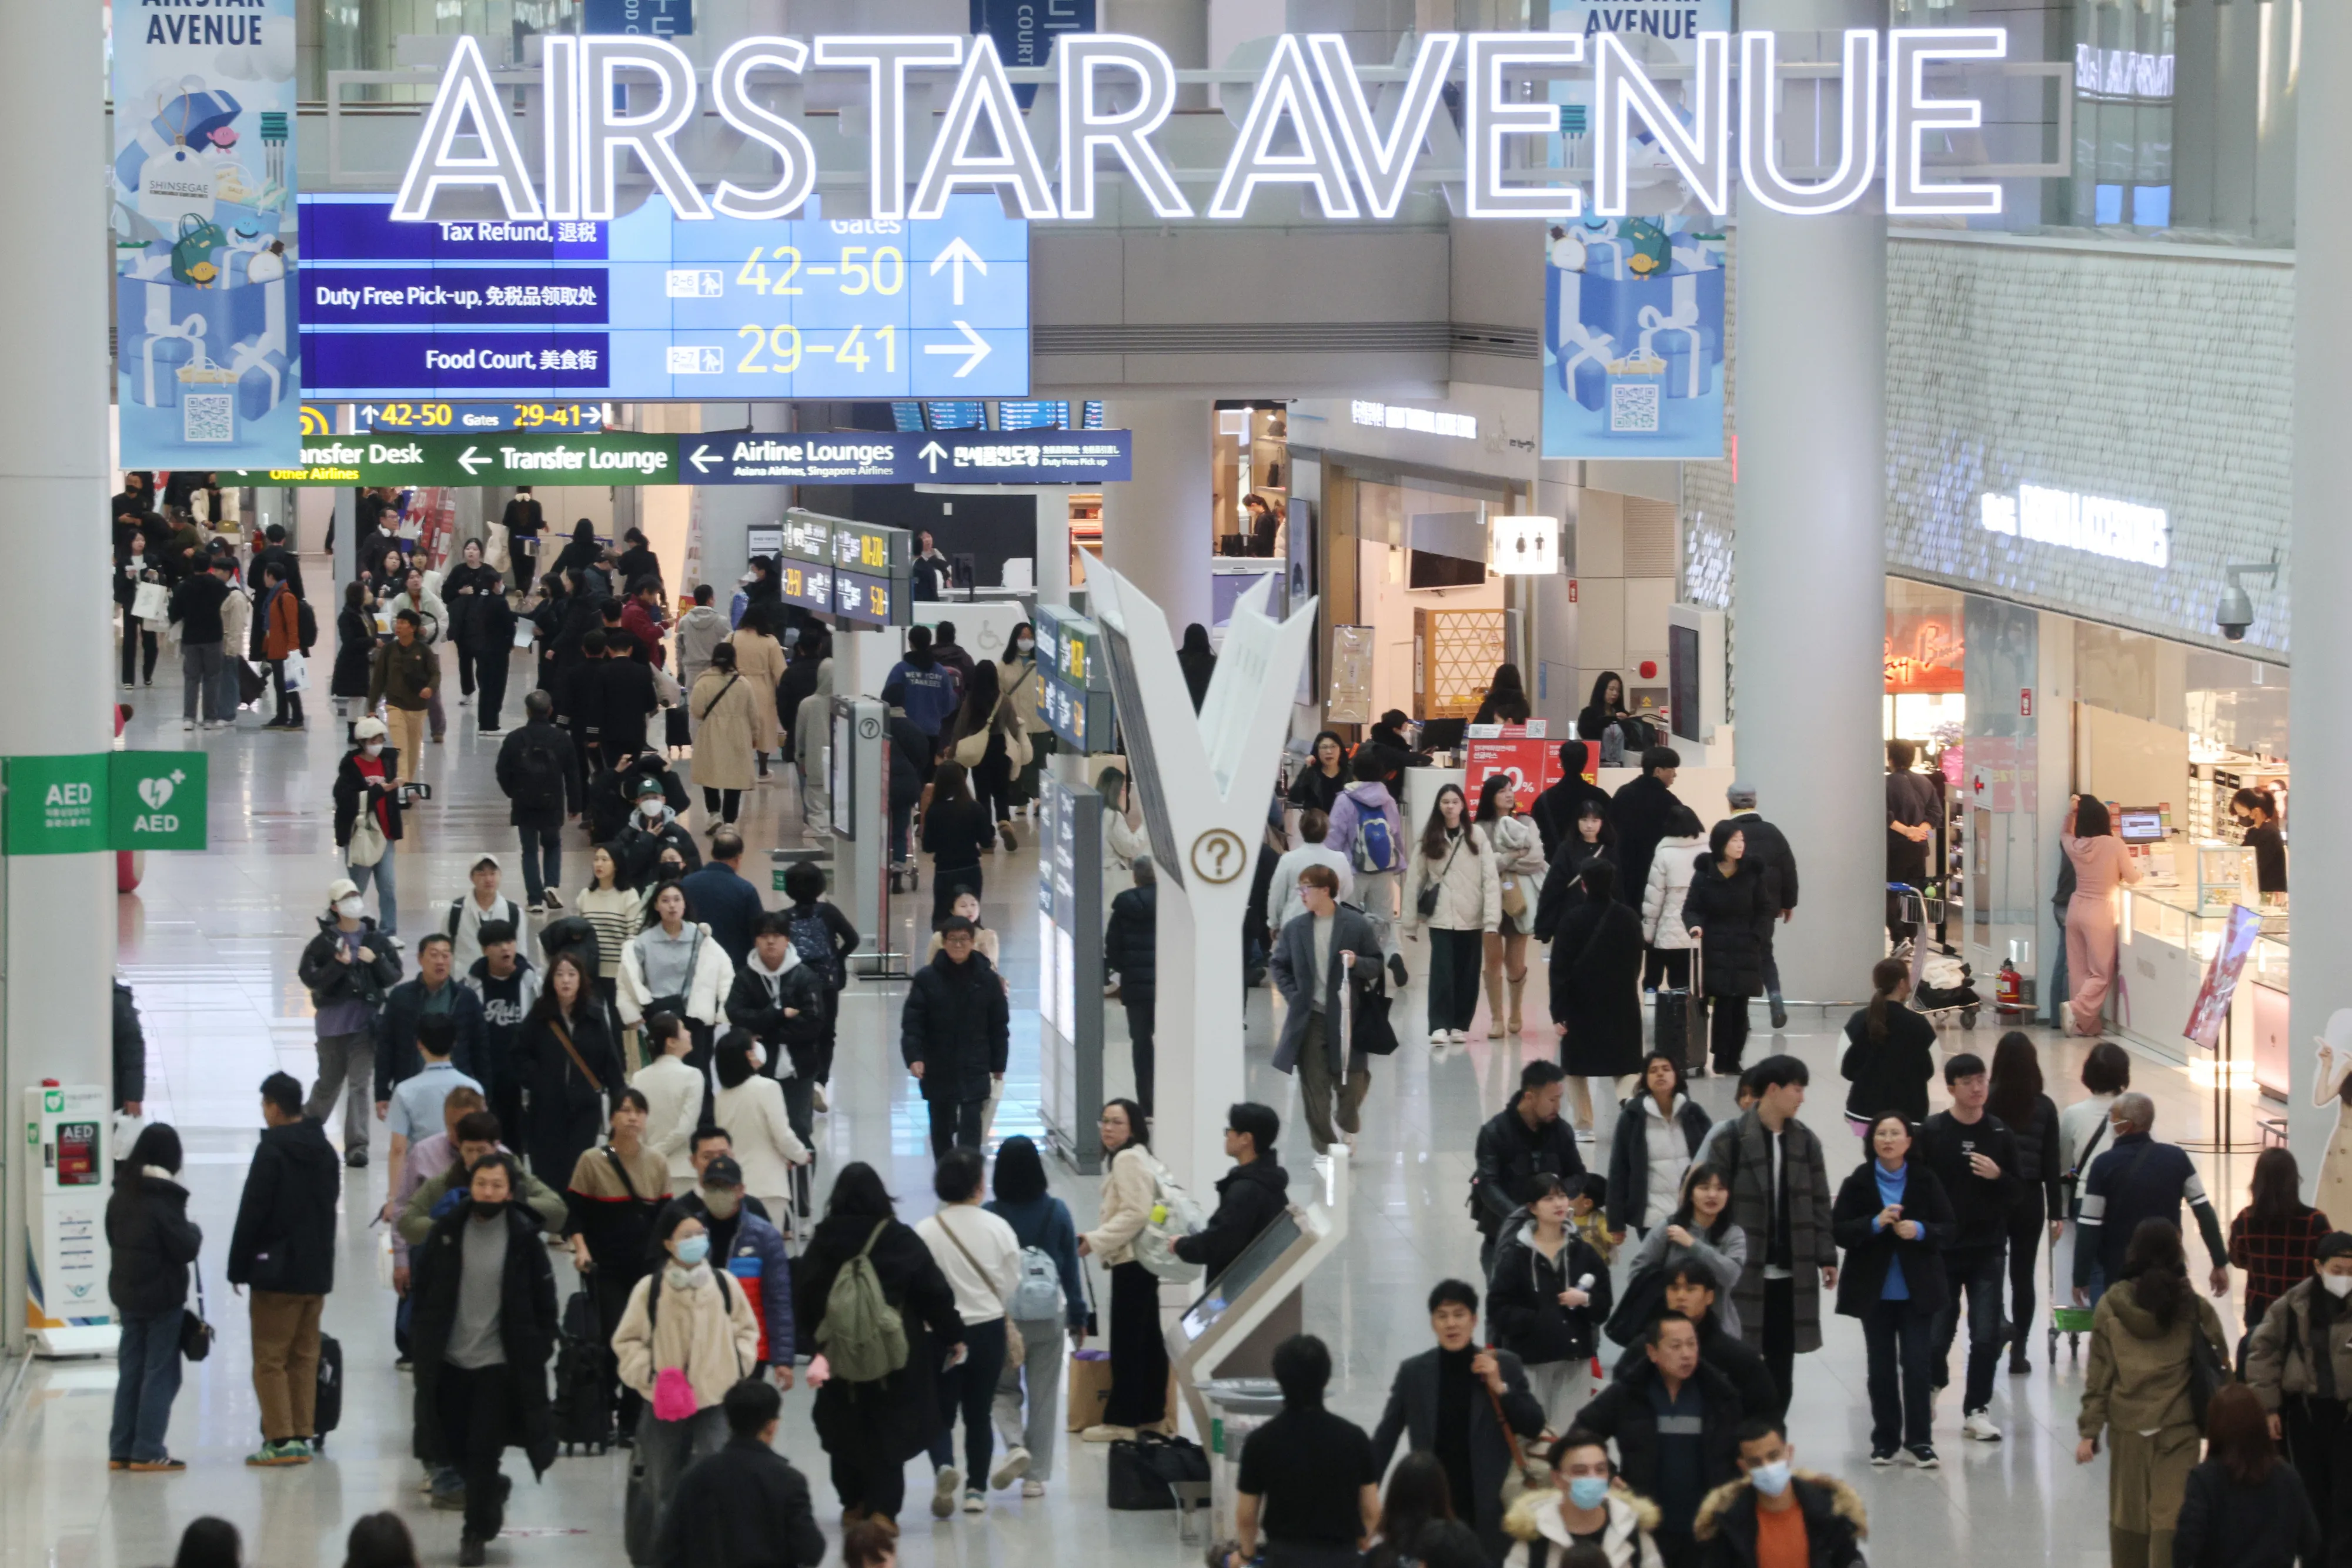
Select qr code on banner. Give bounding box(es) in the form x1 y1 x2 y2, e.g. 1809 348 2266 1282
1608 383 1661 434
182 394 236 444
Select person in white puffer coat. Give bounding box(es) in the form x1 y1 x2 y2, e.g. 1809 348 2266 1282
1639 804 1708 995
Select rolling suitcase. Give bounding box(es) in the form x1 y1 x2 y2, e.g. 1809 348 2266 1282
550 1288 616 1454
312 1333 344 1447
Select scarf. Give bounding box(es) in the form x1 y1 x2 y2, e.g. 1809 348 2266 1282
663 1260 714 1294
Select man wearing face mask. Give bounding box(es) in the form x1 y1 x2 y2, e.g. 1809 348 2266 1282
614 776 703 890
1690 1419 1866 1568
2245 1231 2352 1553
296 877 405 1166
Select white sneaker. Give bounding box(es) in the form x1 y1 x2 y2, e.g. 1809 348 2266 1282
1962 1410 2003 1442
1021 1480 1045 1499
812 1084 829 1114
182 720 196 733
931 1466 961 1518
990 1447 1031 1489
1080 1425 1136 1444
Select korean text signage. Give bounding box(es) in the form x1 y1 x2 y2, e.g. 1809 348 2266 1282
389 29 2016 230
301 193 1028 400
775 510 914 628
683 429 1129 484
112 0 302 467
1464 722 1554 812
4 753 209 855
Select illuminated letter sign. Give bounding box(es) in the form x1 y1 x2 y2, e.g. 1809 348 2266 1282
1058 35 1191 220
710 36 818 220
1208 34 1358 220
1593 32 1730 217
580 35 709 219
1311 32 1459 222
810 35 966 222
1740 29 1879 215
392 34 542 220
1464 33 1586 218
1888 28 2007 216
912 33 1058 219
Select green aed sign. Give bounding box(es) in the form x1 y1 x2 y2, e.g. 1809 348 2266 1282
2 751 208 855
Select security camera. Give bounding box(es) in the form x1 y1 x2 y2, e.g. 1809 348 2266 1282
2216 557 2278 643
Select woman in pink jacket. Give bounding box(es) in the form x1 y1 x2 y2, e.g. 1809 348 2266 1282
2062 795 2142 1035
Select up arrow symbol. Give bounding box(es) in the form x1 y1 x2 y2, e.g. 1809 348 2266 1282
917 440 948 474
929 236 987 307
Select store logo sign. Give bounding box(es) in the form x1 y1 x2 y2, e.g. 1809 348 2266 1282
1980 485 2169 569
392 28 2013 226
1352 400 1478 439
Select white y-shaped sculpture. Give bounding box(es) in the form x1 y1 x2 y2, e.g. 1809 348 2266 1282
1090 566 1319 1193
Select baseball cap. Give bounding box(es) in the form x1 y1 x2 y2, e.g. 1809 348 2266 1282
327 877 361 903
1726 781 1758 808
352 716 387 741
700 1155 746 1189
634 776 667 800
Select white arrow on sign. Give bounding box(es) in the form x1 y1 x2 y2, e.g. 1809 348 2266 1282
921 320 991 380
361 404 380 422
917 440 948 474
928 236 987 306
456 445 490 476
689 443 719 474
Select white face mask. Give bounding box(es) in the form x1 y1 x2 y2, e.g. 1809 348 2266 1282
640 800 663 819
2324 1274 2352 1299
362 742 383 758
336 897 365 920
1015 637 1034 654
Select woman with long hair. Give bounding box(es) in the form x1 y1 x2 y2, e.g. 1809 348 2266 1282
1532 802 1615 942
1622 1164 1746 1334
711 1030 811 1224
2062 793 2143 1035
1175 623 1216 710
1578 671 1642 751
1405 781 1501 1045
724 603 788 779
340 1514 421 1568
106 1122 199 1471
794 1162 964 1523
1987 1030 2064 1372
1075 1099 1166 1440
1288 730 1352 818
2227 1147 2331 1345
1474 663 1532 726
520 950 624 1183
1366 1450 1458 1568
1679 820 1775 1076
1478 772 1546 1037
1548 861 1645 1133
1605 1052 1712 1239
1831 1112 1955 1466
2078 1219 2230 1567
922 760 997 924
565 1088 669 1437
2176 1383 2321 1568
1839 957 1936 1135
686 640 757 825
944 658 1023 848
576 843 643 1032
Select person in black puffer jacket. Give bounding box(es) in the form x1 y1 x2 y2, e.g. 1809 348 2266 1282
1171 1102 1292 1283
1839 957 1937 1128
1104 858 1160 1119
921 763 998 925
1486 1180 1615 1435
107 1124 202 1470
228 1072 343 1462
1679 822 1776 1078
900 918 1010 1158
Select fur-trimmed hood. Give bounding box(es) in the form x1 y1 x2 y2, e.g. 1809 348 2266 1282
1692 1472 1867 1543
1505 1485 1661 1544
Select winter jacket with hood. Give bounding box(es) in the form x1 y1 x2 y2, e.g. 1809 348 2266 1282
613 1260 763 1412
107 1170 202 1319
674 603 731 690
900 947 1011 1103
1405 823 1503 932
1171 1157 1291 1282
2244 1274 2352 1410
613 804 704 889
1574 1358 1745 1522
1679 855 1776 999
792 657 834 783
619 920 734 1028
1838 1003 1937 1125
1641 835 1705 949
2080 1276 2229 1441
1502 1485 1666 1568
407 1199 560 1479
1533 838 1618 942
298 914 403 1013
1488 1209 1615 1363
396 1150 569 1249
1104 881 1158 1002
1325 781 1404 872
1693 1473 1867 1568
227 1118 340 1295
1606 1091 1715 1235
1473 1095 1589 1238
724 942 829 1078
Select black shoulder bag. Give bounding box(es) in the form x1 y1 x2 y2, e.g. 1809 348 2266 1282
1416 834 1466 920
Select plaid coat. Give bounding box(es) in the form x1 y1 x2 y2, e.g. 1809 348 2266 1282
1721 1109 1838 1354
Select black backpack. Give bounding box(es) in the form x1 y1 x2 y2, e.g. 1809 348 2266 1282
539 915 600 978
550 1288 614 1453
514 727 567 807
296 597 318 651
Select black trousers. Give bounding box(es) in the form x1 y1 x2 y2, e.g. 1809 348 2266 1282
121 616 159 684
1862 1296 1935 1451
927 1316 1008 1479
1643 947 1691 991
927 1096 984 1158
1105 1259 1169 1427
1761 1274 1796 1416
2284 1395 2352 1568
829 1450 907 1523
701 787 742 823
1125 998 1156 1119
1709 994 1751 1075
2004 1186 2046 1349
472 647 509 730
972 755 1013 828
1427 927 1484 1031
437 1360 514 1542
509 539 539 594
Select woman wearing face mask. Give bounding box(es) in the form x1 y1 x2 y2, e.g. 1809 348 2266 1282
106 1124 202 1472
2244 1231 2352 1542
566 1089 669 1439
332 716 406 940
1830 1113 1955 1467
1000 623 1051 817
519 952 624 1192
612 1209 762 1563
1501 1430 1663 1568
710 1033 811 1228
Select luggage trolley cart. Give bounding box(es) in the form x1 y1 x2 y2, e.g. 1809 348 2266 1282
1889 883 1980 1031
2049 1238 2094 1362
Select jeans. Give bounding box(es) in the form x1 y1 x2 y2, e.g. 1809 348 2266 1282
349 851 398 935
1862 1296 1935 1450
1124 998 1155 1119
929 1316 1009 1482
1426 927 1485 1031
1761 1274 1796 1416
110 1309 185 1462
994 1318 1067 1480
1932 1245 2007 1413
1105 1260 1169 1428
181 640 226 721
121 615 159 685
249 1290 323 1440
214 646 245 720
306 1029 376 1153
927 1096 985 1157
702 787 742 824
1355 870 1401 958
440 1362 518 1542
518 824 563 905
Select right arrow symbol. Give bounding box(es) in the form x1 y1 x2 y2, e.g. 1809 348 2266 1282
920 320 991 380
917 440 947 474
929 236 987 307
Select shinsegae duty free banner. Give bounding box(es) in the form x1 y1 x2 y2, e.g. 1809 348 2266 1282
112 0 302 469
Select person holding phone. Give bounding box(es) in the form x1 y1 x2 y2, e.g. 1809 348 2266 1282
1916 1053 2020 1444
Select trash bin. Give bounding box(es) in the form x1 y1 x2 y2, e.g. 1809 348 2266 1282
1200 1378 1284 1546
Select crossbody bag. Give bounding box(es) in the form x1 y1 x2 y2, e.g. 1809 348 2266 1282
549 1019 605 1095
936 1209 1025 1368
1415 834 1466 920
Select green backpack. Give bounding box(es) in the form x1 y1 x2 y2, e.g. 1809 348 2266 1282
816 1221 908 1382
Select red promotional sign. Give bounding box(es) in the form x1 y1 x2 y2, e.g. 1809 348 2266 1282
1465 721 1556 811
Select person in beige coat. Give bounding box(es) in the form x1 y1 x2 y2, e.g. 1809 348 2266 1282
793 657 834 827
724 608 788 778
613 1208 763 1557
1404 783 1503 1045
687 643 758 827
1074 1099 1165 1441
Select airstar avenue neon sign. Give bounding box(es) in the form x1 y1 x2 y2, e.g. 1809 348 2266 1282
392 27 2014 227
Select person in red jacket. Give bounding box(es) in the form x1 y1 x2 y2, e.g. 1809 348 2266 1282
620 577 668 666
259 561 306 730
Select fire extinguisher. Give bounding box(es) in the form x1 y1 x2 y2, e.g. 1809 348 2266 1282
1996 960 2025 1015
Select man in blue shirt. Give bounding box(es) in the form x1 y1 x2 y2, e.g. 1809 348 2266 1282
881 627 961 741
679 830 766 972
383 1015 482 1179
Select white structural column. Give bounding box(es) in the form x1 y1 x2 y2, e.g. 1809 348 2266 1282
1730 0 1887 1007
2288 4 2351 1171
1101 399 1213 633
0 0 117 1350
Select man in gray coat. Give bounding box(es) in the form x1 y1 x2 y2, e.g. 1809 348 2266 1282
1719 1055 1837 1417
1269 864 1385 1156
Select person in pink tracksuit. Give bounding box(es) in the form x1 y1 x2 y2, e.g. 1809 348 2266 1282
2062 795 2142 1036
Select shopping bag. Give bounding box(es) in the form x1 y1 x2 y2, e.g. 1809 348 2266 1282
282 651 308 692
132 581 170 620
1067 1347 1113 1431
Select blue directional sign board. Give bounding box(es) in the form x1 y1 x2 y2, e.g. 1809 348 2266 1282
299 192 1028 399
343 401 605 433
679 429 1130 485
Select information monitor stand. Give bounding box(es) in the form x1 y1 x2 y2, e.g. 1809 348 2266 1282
829 696 907 981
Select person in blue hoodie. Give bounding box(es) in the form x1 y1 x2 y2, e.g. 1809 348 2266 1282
984 1136 1088 1499
883 626 962 745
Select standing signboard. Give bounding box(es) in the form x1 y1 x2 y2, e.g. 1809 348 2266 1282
1464 721 1553 812
113 0 301 468
1037 776 1104 1173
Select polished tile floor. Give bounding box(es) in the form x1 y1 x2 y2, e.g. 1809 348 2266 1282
1 595 2275 1567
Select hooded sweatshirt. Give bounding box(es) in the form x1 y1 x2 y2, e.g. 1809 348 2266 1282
2081 1276 2228 1440
884 647 961 736
724 942 826 1078
794 658 835 781
675 604 731 689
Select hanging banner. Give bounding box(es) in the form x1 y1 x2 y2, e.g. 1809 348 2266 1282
111 0 302 470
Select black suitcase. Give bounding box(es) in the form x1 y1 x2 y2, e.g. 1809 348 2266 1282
550 1289 615 1455
664 705 690 750
312 1333 344 1446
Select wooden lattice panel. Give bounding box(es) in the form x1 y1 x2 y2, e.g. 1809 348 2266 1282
1416 608 1506 720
